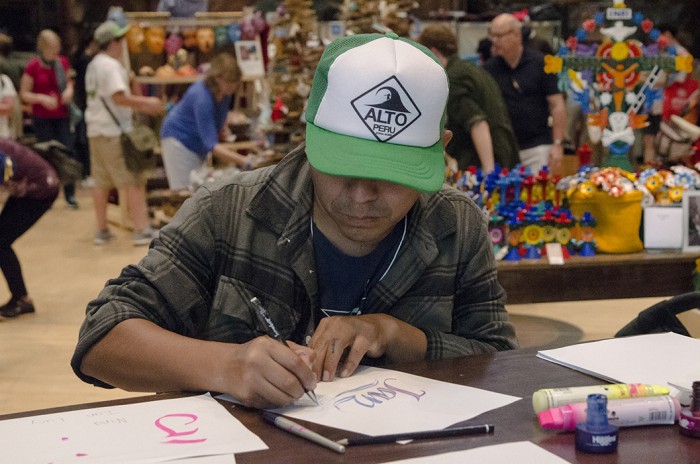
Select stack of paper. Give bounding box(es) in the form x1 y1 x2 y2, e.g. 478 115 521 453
0 394 266 463
537 332 700 403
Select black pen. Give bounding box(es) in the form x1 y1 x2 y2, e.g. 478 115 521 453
249 297 319 405
336 424 495 446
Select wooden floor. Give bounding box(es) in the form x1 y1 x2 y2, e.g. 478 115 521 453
0 186 675 416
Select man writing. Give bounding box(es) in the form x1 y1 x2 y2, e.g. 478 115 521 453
72 32 518 409
484 13 567 174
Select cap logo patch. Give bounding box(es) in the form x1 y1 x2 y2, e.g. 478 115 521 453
351 76 421 143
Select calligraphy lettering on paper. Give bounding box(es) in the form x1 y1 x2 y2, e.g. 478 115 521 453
333 378 426 411
155 413 207 444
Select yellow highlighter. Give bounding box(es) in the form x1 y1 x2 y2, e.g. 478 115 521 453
532 383 670 413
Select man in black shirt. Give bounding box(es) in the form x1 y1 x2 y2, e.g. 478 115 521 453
484 13 566 174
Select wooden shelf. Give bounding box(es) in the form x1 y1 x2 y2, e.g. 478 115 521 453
133 75 203 85
498 250 699 304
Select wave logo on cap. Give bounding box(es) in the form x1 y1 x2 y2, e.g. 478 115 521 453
351 76 421 143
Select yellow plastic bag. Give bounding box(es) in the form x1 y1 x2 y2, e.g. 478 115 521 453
569 190 643 253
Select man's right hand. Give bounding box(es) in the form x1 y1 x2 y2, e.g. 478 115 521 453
140 96 164 116
222 336 317 409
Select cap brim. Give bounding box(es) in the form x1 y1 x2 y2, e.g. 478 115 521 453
115 24 131 40
306 122 445 193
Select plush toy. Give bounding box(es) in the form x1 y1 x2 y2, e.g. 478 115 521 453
196 28 215 53
126 24 145 53
181 28 198 50
164 32 183 56
227 23 242 43
144 27 166 54
214 26 229 48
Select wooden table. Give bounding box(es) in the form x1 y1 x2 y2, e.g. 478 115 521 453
2 349 696 463
498 251 699 304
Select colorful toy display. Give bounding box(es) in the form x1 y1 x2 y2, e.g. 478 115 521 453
447 164 597 259
544 0 695 170
447 157 700 258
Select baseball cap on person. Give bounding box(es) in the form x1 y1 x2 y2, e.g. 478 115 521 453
305 32 448 193
94 20 130 46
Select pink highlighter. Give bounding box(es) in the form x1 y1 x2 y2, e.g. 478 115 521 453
538 395 681 431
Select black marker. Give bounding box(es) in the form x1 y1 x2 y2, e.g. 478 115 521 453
250 297 319 405
336 424 494 446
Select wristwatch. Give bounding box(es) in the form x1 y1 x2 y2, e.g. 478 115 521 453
553 139 563 146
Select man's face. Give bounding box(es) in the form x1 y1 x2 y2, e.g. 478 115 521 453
489 20 520 58
310 168 420 256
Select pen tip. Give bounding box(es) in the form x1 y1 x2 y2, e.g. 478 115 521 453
308 390 319 405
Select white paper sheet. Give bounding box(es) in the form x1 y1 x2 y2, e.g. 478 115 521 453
266 366 520 437
0 394 266 464
170 455 236 463
169 455 235 463
537 332 700 391
377 441 569 463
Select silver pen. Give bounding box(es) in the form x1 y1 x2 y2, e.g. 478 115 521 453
263 411 344 453
250 297 319 405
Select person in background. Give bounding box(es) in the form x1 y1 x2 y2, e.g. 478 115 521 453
71 32 518 409
476 37 492 64
419 24 519 173
71 34 99 182
642 24 696 163
0 32 22 93
19 29 79 208
84 21 164 246
0 66 17 139
157 0 208 18
159 52 249 191
0 139 59 318
484 14 566 174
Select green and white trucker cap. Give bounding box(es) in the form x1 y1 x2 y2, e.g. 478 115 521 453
305 32 448 193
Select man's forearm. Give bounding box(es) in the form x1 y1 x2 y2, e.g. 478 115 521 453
548 93 567 142
379 315 428 364
80 318 231 394
470 120 495 173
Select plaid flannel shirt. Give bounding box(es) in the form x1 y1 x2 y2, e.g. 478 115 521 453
72 145 517 387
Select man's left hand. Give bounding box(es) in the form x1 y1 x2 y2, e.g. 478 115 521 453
307 314 394 382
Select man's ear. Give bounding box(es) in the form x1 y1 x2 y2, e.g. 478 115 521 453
441 129 453 149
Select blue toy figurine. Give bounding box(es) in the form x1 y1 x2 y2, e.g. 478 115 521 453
577 211 598 257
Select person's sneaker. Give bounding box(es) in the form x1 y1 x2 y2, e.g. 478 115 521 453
66 195 79 209
94 229 116 245
132 227 159 246
0 299 35 318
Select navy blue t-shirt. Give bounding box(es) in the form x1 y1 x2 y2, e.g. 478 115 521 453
312 217 406 321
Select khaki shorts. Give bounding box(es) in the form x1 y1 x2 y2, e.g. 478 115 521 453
88 135 148 188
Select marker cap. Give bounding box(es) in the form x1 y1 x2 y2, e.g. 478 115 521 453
538 405 576 430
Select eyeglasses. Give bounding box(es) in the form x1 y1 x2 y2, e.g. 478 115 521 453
490 29 514 40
